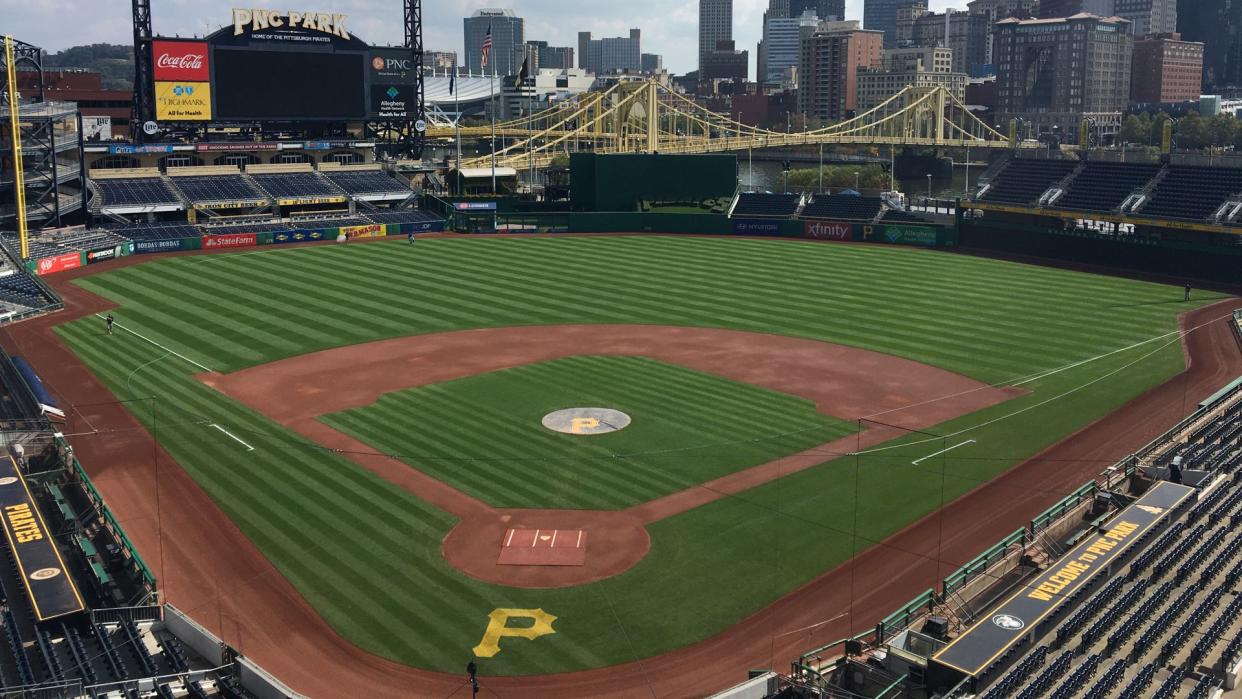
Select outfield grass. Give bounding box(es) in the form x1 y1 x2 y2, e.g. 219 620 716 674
320 355 858 509
55 236 1209 674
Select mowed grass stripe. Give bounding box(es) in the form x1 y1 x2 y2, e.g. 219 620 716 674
56 237 1206 674
322 356 857 509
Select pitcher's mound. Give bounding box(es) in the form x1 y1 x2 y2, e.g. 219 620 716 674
541 407 631 435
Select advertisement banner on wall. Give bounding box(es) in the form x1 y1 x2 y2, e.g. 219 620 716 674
152 41 210 81
33 252 83 276
803 221 854 241
108 144 176 155
133 238 190 255
405 220 445 233
202 233 258 249
155 81 212 121
732 219 783 236
272 230 329 245
341 223 386 239
84 245 122 264
880 225 939 247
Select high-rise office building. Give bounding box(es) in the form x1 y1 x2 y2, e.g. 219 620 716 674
857 47 967 110
895 8 990 75
789 0 845 20
702 40 749 81
700 0 734 70
994 14 1133 142
1131 34 1204 103
526 41 574 70
965 0 1038 71
1114 0 1177 37
864 0 928 47
641 53 664 72
577 29 642 74
1177 0 1242 90
464 8 524 75
761 11 820 86
799 20 885 120
1036 0 1115 18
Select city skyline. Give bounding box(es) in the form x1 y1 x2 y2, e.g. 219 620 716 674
3 0 968 76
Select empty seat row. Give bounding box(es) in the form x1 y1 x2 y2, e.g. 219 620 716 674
980 159 1078 205
733 193 800 218
1047 654 1100 699
1117 662 1158 699
1081 658 1127 699
1188 591 1242 669
1055 162 1160 213
1107 580 1176 653
324 170 410 195
982 645 1045 699
1015 649 1074 699
171 175 267 204
1126 522 1185 580
1055 577 1124 647
1141 165 1242 220
800 196 882 221
96 178 182 208
1079 579 1148 649
250 172 343 200
1157 586 1226 663
1128 583 1202 660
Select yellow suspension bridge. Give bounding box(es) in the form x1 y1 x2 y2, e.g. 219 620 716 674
425 80 1032 171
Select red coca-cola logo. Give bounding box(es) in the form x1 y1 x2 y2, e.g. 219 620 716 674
152 41 210 81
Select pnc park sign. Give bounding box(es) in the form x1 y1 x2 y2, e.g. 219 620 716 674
231 8 351 39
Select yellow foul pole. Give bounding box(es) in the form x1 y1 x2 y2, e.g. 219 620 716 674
4 36 29 260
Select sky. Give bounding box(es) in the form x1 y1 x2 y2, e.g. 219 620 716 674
1 0 958 75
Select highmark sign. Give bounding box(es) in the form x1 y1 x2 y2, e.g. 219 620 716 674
231 8 350 39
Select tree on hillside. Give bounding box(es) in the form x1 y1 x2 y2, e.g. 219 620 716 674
42 44 134 90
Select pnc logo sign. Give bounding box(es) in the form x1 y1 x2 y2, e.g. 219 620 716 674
152 41 210 81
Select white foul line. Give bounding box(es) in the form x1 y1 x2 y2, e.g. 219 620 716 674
776 612 850 637
532 529 540 547
551 529 559 548
209 423 255 452
912 439 976 466
96 314 213 373
504 529 515 547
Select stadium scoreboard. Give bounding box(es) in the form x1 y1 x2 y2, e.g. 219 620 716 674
151 8 418 124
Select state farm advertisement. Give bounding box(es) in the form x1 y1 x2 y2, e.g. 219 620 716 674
202 233 257 249
803 221 853 241
152 41 210 81
34 252 82 276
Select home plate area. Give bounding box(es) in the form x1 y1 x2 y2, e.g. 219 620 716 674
497 528 588 566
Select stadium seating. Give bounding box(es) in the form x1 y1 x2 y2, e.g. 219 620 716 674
171 175 267 205
800 196 882 221
1116 662 1157 699
292 216 372 229
732 193 800 218
1081 658 1127 699
250 172 343 200
979 159 1078 205
365 209 444 225
0 273 54 310
201 221 294 234
879 209 934 224
53 230 130 251
1140 165 1242 220
95 178 183 209
110 223 203 241
324 170 411 196
1054 162 1160 213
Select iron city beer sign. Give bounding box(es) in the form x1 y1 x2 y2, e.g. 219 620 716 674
232 9 351 39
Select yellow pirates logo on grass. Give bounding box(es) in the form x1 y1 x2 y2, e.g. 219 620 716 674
472 608 558 657
542 408 631 435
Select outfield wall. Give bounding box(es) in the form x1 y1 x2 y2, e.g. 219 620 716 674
958 216 1242 286
25 220 444 276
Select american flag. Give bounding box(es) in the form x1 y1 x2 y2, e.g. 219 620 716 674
481 25 493 68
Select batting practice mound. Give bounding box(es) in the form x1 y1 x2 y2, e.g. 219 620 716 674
203 325 1020 588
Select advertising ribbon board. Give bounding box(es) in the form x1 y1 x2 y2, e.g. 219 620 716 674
732 219 783 237
878 225 940 247
133 238 190 255
405 220 445 233
276 196 347 206
202 233 258 250
454 202 497 211
84 245 122 265
272 230 328 245
803 221 854 241
33 252 82 276
341 223 386 239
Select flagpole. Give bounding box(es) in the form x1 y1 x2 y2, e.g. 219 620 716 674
491 58 497 194
454 62 462 196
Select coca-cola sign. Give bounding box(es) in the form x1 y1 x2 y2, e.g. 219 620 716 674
152 41 210 81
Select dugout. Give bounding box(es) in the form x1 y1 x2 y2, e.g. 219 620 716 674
569 153 737 212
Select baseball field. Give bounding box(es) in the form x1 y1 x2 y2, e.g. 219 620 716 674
50 235 1205 676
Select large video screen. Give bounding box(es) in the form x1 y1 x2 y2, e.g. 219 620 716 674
213 49 364 120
